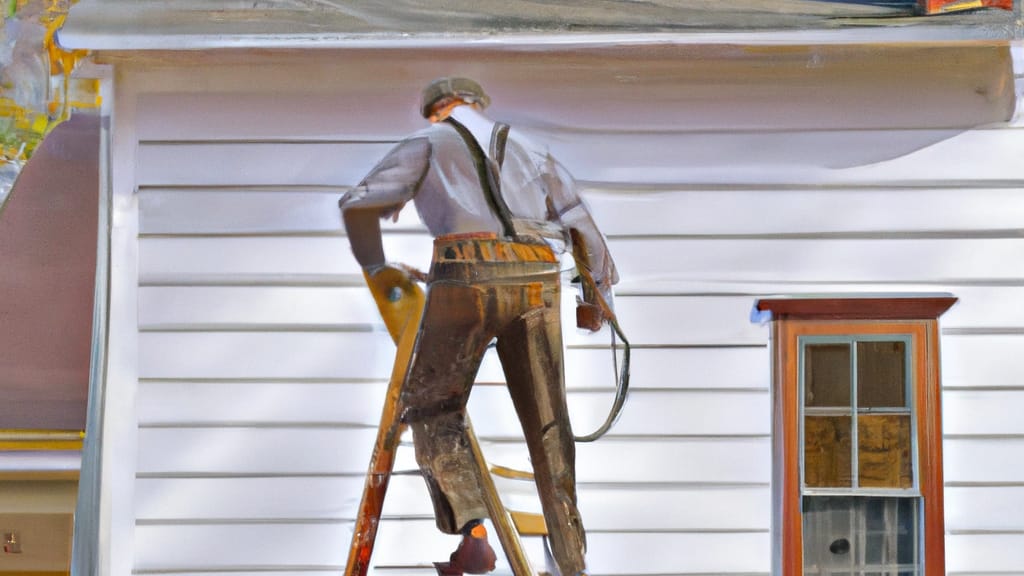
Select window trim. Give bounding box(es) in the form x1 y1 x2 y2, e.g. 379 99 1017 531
756 295 955 576
798 333 917 496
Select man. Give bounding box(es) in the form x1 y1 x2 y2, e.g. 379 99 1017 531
340 77 617 576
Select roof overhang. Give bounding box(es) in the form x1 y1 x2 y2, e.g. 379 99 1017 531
58 0 1022 52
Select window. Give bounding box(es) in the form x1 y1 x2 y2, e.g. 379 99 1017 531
753 295 956 576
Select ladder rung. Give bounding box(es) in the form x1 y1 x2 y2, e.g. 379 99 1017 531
491 464 535 481
509 510 548 536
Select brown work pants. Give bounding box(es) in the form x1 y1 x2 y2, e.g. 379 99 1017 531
400 235 586 576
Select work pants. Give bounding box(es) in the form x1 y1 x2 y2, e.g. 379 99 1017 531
400 234 586 576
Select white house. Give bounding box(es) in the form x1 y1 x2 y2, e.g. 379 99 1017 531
57 2 1024 575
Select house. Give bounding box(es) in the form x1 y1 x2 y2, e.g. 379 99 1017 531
49 1 1024 575
0 112 98 576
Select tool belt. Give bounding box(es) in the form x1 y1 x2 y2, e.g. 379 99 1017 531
433 232 558 264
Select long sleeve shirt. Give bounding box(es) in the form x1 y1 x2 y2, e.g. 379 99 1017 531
340 113 618 305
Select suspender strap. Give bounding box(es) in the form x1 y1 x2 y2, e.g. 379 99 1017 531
491 122 510 168
445 117 516 238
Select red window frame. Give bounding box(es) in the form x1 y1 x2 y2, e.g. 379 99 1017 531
755 296 956 576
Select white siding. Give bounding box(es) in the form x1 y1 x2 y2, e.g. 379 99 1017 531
106 46 1024 576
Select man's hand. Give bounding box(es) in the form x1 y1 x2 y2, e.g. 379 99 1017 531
576 301 603 332
576 295 615 332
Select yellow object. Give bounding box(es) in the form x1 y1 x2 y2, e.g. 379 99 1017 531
362 266 424 344
491 464 535 481
939 0 983 11
1 0 98 170
0 429 85 451
509 511 549 537
347 266 540 576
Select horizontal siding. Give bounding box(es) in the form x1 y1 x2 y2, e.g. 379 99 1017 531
944 389 1024 435
942 335 1024 388
137 290 768 346
138 285 1024 337
134 475 769 532
140 185 1024 237
138 332 400 381
947 534 1024 574
136 381 770 438
138 331 766 387
136 331 1024 397
136 346 768 392
138 235 1024 291
944 438 1024 483
134 475 422 521
139 285 989 338
133 522 769 575
134 128 1024 188
136 142 395 187
123 64 1024 576
136 428 771 484
946 486 1024 531
136 428 388 476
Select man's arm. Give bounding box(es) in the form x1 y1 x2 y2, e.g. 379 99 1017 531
340 137 432 270
540 153 619 315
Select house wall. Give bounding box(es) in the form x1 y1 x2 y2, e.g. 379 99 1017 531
97 44 1024 576
0 481 77 575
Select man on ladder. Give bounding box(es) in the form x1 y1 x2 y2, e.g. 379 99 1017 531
340 77 619 576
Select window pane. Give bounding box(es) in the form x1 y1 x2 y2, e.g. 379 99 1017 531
858 415 913 488
805 416 852 488
803 496 920 576
857 341 906 408
806 343 851 407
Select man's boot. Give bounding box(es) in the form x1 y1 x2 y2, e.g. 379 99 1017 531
434 520 497 576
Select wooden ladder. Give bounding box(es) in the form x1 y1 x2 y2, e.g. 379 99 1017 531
344 272 547 576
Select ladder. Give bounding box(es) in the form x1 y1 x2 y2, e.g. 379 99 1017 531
344 271 546 576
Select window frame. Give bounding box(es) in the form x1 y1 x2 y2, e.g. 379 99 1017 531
798 333 917 496
754 296 955 576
